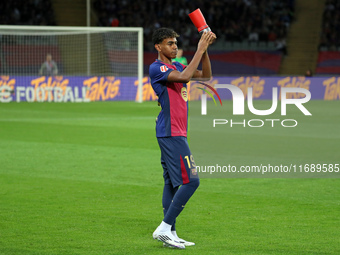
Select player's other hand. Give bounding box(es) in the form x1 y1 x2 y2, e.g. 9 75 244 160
207 31 217 45
198 31 217 53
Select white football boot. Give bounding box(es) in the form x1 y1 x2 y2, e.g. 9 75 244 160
162 231 195 247
153 227 185 249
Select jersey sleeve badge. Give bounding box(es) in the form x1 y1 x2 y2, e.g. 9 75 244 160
160 65 168 72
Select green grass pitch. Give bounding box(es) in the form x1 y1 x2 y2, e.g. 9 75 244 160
0 101 339 255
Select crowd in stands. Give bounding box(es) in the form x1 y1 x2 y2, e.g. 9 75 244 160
93 0 295 51
320 0 340 50
0 0 55 26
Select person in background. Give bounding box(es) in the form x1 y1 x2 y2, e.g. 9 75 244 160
172 49 188 65
275 37 288 56
305 68 313 77
39 53 58 76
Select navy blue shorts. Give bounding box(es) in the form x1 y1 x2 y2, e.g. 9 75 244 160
157 136 199 188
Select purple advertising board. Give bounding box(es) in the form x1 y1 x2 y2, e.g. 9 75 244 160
0 76 339 103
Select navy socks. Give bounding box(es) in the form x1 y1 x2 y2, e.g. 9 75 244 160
162 184 178 230
163 180 200 225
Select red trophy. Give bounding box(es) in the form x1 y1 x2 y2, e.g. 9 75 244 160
188 8 211 34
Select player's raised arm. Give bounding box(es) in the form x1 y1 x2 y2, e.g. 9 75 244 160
192 47 212 80
167 32 216 83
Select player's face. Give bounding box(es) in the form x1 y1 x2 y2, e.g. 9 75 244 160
159 38 178 59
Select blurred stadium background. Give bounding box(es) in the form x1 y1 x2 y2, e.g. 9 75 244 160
94 0 340 76
1 0 339 77
0 0 339 254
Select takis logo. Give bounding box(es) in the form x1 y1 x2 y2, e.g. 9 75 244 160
199 84 312 128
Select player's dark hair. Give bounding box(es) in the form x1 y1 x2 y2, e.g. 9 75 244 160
152 28 179 45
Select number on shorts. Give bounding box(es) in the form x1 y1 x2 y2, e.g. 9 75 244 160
184 155 196 168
